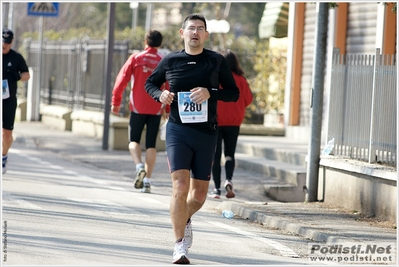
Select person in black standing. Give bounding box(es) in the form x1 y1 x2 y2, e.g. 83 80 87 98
2 28 30 174
145 14 239 264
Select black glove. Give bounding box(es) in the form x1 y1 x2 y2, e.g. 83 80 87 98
7 70 21 81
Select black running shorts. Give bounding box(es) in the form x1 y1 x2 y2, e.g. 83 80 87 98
128 112 161 149
2 97 17 130
166 122 217 181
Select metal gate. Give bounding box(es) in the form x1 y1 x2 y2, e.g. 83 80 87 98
327 48 397 166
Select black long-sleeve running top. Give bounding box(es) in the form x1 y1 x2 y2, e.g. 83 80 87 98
145 49 239 134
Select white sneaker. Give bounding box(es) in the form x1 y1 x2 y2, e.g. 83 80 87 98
141 182 151 193
184 219 192 248
172 239 190 264
224 180 235 198
134 166 146 189
2 155 8 175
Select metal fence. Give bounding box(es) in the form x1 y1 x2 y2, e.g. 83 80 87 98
327 48 397 167
23 38 131 112
22 40 397 167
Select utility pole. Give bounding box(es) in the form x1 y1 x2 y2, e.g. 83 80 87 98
145 3 153 31
102 3 115 150
130 2 139 30
8 2 14 30
305 2 329 202
223 2 231 19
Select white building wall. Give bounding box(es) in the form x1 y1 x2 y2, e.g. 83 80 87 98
346 2 378 54
299 3 317 127
278 2 387 141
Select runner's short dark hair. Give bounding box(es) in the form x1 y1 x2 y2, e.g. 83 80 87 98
181 14 207 31
146 30 163 47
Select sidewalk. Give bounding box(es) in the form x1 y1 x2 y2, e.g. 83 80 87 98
10 121 397 248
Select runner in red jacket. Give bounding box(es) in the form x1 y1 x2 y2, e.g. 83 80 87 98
111 30 168 193
210 50 253 199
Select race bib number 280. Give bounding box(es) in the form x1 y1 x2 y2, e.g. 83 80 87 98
177 92 208 123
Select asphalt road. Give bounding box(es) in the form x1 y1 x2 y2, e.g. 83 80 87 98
2 141 318 266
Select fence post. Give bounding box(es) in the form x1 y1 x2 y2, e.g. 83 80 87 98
326 47 340 143
368 48 380 163
26 67 40 121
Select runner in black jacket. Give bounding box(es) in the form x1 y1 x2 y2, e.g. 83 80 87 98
2 29 30 174
145 14 239 264
146 47 239 133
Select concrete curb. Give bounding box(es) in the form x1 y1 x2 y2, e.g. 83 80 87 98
218 201 369 244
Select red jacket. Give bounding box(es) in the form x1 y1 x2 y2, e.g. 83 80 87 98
112 47 168 115
217 73 253 126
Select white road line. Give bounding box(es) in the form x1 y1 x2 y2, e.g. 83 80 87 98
6 151 136 214
3 192 42 210
108 186 127 191
207 221 299 258
15 152 115 187
28 157 42 162
67 198 149 217
48 165 64 170
63 170 78 175
67 198 123 206
88 178 108 185
13 199 42 210
138 197 169 207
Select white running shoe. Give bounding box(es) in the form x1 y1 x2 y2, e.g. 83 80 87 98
134 166 146 189
2 155 8 175
184 219 193 248
224 180 235 198
208 188 221 199
141 182 151 193
172 239 190 264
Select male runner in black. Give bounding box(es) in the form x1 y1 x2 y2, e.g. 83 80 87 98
145 14 239 264
2 29 30 174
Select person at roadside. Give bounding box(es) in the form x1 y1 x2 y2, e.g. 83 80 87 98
209 50 253 199
145 14 239 264
2 28 30 174
111 30 168 193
